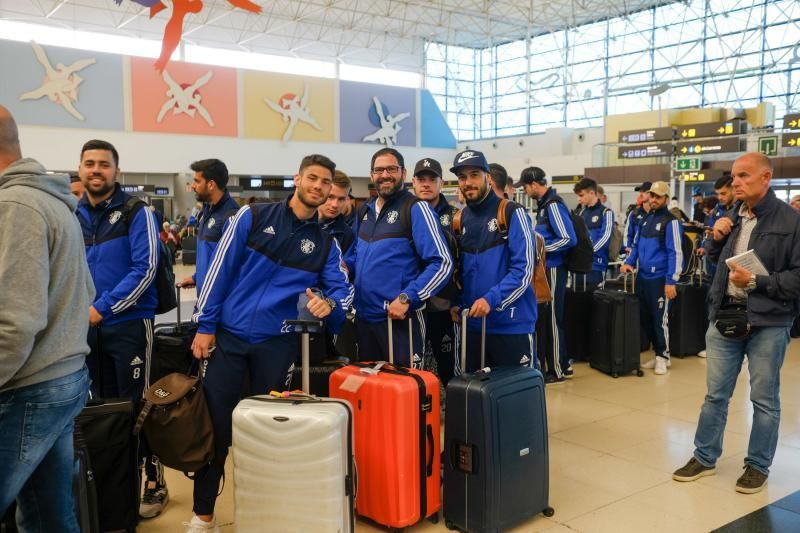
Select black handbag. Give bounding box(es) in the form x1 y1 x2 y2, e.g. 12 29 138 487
714 303 751 339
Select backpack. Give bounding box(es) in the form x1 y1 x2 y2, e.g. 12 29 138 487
543 199 593 273
123 197 178 315
452 199 549 302
608 218 624 263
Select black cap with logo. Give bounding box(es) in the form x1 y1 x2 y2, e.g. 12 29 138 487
413 158 442 178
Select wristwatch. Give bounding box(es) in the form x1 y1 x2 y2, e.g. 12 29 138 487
398 293 410 305
745 275 757 293
325 297 337 311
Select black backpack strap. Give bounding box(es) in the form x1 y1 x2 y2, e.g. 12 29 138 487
122 197 148 230
400 196 422 240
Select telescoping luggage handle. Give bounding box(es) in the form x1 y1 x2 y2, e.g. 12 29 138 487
387 314 415 369
459 308 486 373
174 284 183 332
283 319 324 393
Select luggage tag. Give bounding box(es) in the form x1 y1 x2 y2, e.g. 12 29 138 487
359 361 387 376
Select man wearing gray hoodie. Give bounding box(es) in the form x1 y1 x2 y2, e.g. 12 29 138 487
0 106 95 532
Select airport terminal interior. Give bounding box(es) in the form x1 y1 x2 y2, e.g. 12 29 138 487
4 0 800 531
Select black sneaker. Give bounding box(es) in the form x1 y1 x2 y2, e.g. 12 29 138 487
672 457 716 482
544 374 565 384
563 366 574 378
736 465 768 494
140 481 169 518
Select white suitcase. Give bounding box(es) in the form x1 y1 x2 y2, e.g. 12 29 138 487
232 320 355 533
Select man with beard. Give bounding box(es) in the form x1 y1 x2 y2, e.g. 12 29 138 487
353 148 452 367
188 154 353 532
74 139 166 518
449 150 537 371
178 159 239 293
318 169 356 278
412 157 459 384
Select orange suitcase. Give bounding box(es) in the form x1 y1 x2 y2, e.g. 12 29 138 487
329 318 441 528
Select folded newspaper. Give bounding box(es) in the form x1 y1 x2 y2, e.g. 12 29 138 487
725 249 768 276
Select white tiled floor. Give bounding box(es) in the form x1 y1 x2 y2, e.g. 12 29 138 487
142 269 800 532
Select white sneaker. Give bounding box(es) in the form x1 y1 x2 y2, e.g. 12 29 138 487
184 515 220 533
698 350 707 358
642 357 671 369
655 357 668 375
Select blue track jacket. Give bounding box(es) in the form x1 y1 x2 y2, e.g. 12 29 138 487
535 188 576 268
625 206 683 285
193 197 354 343
321 214 356 279
77 184 159 326
194 192 240 293
578 202 615 272
456 193 536 334
354 189 453 323
624 206 647 249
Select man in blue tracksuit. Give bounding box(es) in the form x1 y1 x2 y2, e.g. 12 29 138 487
625 181 651 254
319 170 356 278
354 148 452 368
178 158 240 294
75 139 166 518
412 157 460 384
699 176 735 280
449 151 537 371
188 154 353 531
621 181 683 376
574 177 614 289
521 167 576 379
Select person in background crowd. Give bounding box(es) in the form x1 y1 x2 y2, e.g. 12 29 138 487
505 177 517 200
574 178 614 290
455 187 466 210
621 181 683 376
702 197 719 220
75 139 166 518
178 159 241 294
341 177 356 228
790 194 800 212
625 182 651 254
69 173 84 201
698 176 736 288
0 105 95 532
520 166 576 380
188 154 353 532
318 169 356 278
674 152 800 495
489 162 509 199
412 157 459 385
692 192 706 223
598 185 608 205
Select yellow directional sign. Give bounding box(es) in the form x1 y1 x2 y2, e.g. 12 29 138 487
784 114 800 131
781 132 800 147
677 121 745 139
791 139 797 147
681 146 688 154
695 145 702 153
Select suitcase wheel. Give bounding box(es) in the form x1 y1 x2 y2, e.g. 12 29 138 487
543 507 555 517
636 369 644 377
445 520 459 531
612 372 619 379
428 514 440 524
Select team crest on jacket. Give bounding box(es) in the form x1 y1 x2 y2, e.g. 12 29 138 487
592 215 599 223
440 214 451 227
207 218 216 229
300 239 315 254
109 211 122 224
488 218 498 232
387 210 399 224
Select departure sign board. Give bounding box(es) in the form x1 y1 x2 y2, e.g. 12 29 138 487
676 137 746 155
782 132 800 147
618 127 674 144
676 120 746 140
784 114 800 131
618 143 673 159
551 175 583 184
241 176 295 191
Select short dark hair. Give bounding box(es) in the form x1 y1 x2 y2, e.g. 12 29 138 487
299 154 336 177
702 196 719 210
190 158 229 190
573 177 598 194
519 166 547 186
81 139 119 167
489 163 509 191
69 173 81 183
371 148 404 170
715 176 733 190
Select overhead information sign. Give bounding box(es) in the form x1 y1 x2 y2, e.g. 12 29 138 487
677 169 723 182
618 127 674 144
676 157 701 171
618 143 673 159
240 175 295 191
676 138 745 155
782 132 800 147
677 120 746 140
783 113 800 130
551 175 583 184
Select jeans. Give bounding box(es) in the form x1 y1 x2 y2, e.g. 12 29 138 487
0 366 90 532
693 325 790 475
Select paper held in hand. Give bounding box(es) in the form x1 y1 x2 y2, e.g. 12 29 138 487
725 249 769 276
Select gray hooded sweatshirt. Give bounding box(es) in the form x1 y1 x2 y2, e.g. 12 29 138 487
0 158 95 392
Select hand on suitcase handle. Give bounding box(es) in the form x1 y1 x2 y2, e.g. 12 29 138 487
192 333 216 360
469 298 491 318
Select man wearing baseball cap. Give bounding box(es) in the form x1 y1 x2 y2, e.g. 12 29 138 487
624 181 652 254
621 181 684 375
412 157 460 384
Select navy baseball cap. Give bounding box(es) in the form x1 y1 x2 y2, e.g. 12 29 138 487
413 158 442 178
450 150 491 174
635 181 652 192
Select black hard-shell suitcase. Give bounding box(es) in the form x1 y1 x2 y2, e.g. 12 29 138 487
76 398 139 533
289 358 348 396
591 275 644 378
564 275 593 362
73 425 101 533
152 286 196 383
443 311 553 532
669 271 709 357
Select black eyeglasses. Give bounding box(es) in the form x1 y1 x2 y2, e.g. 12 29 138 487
371 166 401 176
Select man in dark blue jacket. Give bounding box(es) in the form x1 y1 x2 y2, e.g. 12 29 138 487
521 167 576 379
625 181 651 253
621 181 683 376
319 169 356 278
75 139 166 518
412 157 459 384
574 177 614 289
674 153 800 494
188 154 353 531
178 158 240 294
354 148 452 368
698 176 735 280
449 151 537 371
